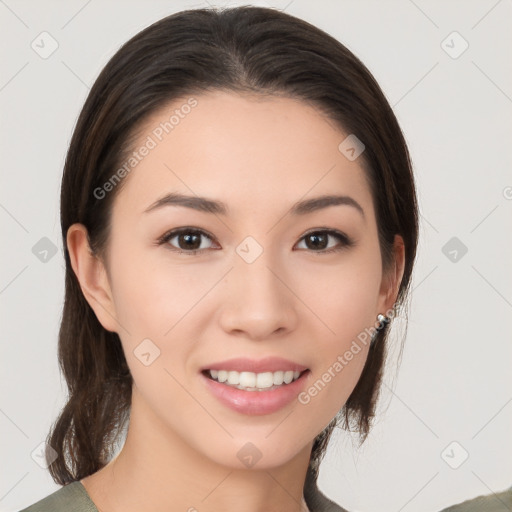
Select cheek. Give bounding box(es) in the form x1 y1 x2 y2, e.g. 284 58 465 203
290 252 381 417
292 249 382 340
107 249 199 415
108 245 208 339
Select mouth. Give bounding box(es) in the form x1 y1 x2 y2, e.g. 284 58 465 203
199 356 311 415
200 367 311 415
201 368 308 392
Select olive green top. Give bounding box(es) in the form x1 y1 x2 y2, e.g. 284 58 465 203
438 486 512 512
18 470 348 512
19 481 97 512
19 476 512 512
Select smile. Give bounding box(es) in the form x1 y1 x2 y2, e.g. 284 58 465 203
204 369 304 391
201 368 311 415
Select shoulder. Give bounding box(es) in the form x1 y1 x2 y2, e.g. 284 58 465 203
304 467 349 512
18 481 99 512
305 486 349 512
438 486 512 512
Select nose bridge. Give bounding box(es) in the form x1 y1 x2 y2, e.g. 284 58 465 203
218 237 296 337
235 240 287 309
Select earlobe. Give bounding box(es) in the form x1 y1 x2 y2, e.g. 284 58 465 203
379 234 406 314
66 223 119 333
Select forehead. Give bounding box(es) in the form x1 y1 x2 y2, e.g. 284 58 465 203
112 90 374 219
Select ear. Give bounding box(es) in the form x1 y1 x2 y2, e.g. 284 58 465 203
66 223 119 333
377 234 405 315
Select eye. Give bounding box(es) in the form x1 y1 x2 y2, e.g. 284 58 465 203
295 229 354 254
157 227 353 256
157 228 218 255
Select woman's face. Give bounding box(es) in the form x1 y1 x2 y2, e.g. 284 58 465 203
85 90 401 469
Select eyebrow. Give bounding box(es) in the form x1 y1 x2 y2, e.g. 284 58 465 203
144 192 365 219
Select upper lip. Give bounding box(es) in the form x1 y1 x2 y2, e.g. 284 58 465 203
201 357 308 374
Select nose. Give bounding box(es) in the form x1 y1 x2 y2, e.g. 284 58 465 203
217 252 298 341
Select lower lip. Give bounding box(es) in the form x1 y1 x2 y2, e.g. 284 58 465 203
201 371 310 415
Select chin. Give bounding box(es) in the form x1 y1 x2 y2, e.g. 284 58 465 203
190 430 310 471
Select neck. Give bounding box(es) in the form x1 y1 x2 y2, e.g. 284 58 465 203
81 385 313 512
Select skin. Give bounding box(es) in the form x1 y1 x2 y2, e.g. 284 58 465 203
67 90 405 512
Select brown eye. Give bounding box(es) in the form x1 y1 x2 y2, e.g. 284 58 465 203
158 228 216 254
158 227 353 256
295 229 353 254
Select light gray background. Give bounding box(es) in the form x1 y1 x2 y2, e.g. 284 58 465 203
1 1 511 511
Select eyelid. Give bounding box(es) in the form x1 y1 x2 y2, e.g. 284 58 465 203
296 228 354 253
156 227 218 253
157 227 354 255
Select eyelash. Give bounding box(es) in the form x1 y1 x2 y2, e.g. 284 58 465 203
156 227 354 256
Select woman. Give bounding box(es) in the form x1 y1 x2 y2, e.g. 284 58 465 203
20 5 418 511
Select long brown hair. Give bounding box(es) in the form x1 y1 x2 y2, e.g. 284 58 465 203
48 5 418 485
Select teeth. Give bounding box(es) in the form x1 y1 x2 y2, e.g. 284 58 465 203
207 369 303 391
239 371 256 388
227 371 239 385
273 371 284 386
256 372 273 388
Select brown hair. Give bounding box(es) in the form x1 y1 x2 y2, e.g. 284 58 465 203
48 5 418 485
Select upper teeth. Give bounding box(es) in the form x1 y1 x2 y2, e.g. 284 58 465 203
209 370 301 388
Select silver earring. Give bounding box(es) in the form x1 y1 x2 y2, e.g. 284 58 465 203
371 313 390 347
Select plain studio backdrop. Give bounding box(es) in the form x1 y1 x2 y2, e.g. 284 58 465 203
1 1 511 511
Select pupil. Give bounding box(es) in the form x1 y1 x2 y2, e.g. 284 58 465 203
180 233 200 250
307 233 327 250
